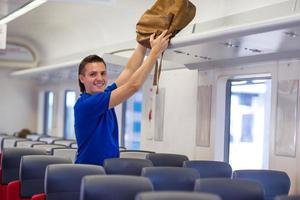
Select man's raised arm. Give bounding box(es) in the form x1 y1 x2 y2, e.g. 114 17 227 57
109 30 170 108
114 44 147 87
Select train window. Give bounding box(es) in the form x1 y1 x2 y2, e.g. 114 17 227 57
64 90 76 139
43 91 54 135
224 78 271 170
121 90 143 150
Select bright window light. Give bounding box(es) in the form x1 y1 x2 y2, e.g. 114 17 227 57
231 81 247 85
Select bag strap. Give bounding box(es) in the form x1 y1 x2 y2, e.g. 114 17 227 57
152 51 164 94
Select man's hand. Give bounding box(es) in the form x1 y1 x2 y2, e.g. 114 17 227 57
149 30 171 56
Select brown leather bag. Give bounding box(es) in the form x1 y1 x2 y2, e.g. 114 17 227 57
136 0 196 90
136 0 196 49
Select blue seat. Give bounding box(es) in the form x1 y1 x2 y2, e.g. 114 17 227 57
1 148 47 185
0 148 47 200
7 155 72 200
194 178 264 200
275 195 300 200
135 191 221 200
53 140 76 147
120 150 155 159
183 160 232 178
80 175 153 200
141 167 199 191
44 164 105 200
232 170 291 200
146 153 188 167
32 144 66 154
51 148 77 163
104 158 153 176
20 155 72 197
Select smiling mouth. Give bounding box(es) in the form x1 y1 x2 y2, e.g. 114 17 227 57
95 82 105 87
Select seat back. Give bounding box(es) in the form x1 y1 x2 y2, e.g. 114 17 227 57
39 137 62 144
146 153 188 167
26 134 41 141
119 146 126 151
53 140 76 147
20 155 72 198
120 150 155 159
0 135 14 153
136 191 221 200
3 138 28 148
233 170 291 200
1 148 47 184
52 148 77 163
104 158 153 176
275 195 300 200
16 140 45 148
183 160 232 178
32 144 66 154
141 167 199 191
194 178 264 200
80 175 153 200
45 164 105 200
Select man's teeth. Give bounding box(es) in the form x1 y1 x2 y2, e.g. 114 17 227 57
96 82 104 86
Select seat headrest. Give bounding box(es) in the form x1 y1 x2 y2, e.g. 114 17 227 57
136 191 222 200
194 178 264 200
45 164 105 200
20 155 72 198
81 175 153 200
275 195 300 200
141 167 199 191
183 160 232 178
145 153 188 167
1 148 47 184
232 170 291 199
104 158 153 175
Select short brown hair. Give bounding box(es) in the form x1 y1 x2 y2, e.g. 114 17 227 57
78 55 106 93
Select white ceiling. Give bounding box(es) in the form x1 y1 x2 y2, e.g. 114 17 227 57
4 0 205 66
6 0 157 65
5 0 300 80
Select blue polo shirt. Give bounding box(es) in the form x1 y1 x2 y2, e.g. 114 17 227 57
74 83 119 165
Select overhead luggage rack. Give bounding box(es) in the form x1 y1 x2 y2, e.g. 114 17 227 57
165 13 300 70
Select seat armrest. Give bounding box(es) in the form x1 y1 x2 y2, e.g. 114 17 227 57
31 193 46 200
7 180 21 200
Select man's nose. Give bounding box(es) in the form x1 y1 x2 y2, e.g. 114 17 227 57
97 74 104 80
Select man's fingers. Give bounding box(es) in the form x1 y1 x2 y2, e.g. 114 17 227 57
159 30 168 38
150 33 155 41
166 33 172 38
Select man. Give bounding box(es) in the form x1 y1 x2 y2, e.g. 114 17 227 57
74 30 170 165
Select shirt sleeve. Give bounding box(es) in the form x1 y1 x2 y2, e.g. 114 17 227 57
78 91 112 117
105 83 117 92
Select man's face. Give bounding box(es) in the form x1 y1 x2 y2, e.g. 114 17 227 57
79 62 108 94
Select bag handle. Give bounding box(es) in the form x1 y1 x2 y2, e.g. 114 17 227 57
152 51 164 94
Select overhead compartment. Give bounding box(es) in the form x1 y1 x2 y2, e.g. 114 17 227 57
9 40 138 82
164 7 300 70
10 53 129 82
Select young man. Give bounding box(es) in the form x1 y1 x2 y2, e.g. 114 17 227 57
74 31 170 165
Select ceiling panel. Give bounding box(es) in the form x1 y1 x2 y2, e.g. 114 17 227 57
0 0 32 19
